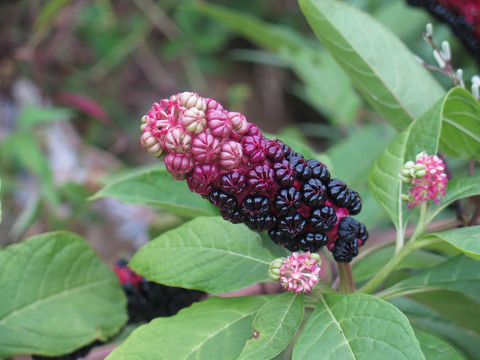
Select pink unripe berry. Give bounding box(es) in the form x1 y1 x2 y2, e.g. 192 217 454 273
164 126 192 153
220 140 243 169
207 110 233 138
141 131 165 159
228 112 249 135
164 152 194 179
180 108 206 134
242 135 266 163
205 98 224 112
191 133 221 163
192 163 220 184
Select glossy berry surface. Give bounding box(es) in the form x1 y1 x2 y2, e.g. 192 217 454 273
302 178 327 207
309 205 337 233
298 232 329 252
274 187 302 216
337 217 360 242
332 238 359 263
209 190 237 210
241 196 270 218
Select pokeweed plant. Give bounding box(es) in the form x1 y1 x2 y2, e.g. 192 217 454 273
1 0 480 359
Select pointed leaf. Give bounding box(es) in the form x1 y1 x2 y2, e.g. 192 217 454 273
423 226 480 261
106 295 271 360
369 91 444 228
293 293 424 359
414 328 463 360
299 0 444 130
239 292 304 360
439 87 480 160
90 167 217 218
0 232 127 358
428 176 480 222
380 255 480 300
129 217 278 293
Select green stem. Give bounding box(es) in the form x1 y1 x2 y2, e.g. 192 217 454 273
338 263 355 293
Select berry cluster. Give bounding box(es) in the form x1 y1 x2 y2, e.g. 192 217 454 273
114 259 204 323
141 92 368 262
407 0 480 66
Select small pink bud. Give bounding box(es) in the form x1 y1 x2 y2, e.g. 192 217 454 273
242 135 266 163
180 107 206 134
192 164 219 185
164 126 192 153
277 252 321 294
164 153 194 179
191 133 221 163
206 110 233 138
205 98 224 112
179 92 206 111
228 112 249 135
220 140 243 169
248 164 275 195
186 176 212 196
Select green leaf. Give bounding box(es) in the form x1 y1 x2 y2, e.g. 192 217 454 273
129 217 278 293
106 295 272 360
414 327 463 360
0 232 127 358
391 296 480 360
18 105 73 130
239 293 304 360
327 123 397 187
293 293 425 359
428 176 480 222
353 246 446 282
298 0 444 130
422 226 480 261
90 167 217 218
439 87 480 160
369 92 444 229
379 255 480 300
195 2 361 125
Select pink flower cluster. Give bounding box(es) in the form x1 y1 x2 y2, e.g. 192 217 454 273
407 152 448 209
278 252 321 294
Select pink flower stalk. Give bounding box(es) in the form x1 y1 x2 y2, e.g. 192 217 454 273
278 252 321 294
405 152 449 209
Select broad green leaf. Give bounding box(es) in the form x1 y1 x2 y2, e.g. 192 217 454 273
353 246 446 282
369 92 444 229
106 295 271 360
129 217 278 293
428 176 480 222
422 226 480 261
293 293 424 359
327 123 397 187
391 296 480 360
299 0 444 130
195 2 361 125
379 255 480 300
90 167 217 218
439 87 480 160
0 232 127 358
414 327 463 360
239 293 304 360
18 105 73 130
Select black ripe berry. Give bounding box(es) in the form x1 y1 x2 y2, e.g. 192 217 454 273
265 139 285 162
347 190 362 215
274 187 302 216
302 178 327 207
219 171 246 194
308 159 330 183
357 223 369 245
332 238 359 263
309 205 337 233
247 214 276 231
220 207 246 224
327 178 350 208
276 213 306 238
289 154 313 180
241 195 271 218
298 232 329 252
209 189 237 210
337 217 360 242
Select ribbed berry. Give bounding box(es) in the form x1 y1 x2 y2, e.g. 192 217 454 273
268 228 294 247
347 190 362 215
274 187 302 216
309 205 337 232
275 213 306 239
336 217 360 242
302 178 327 207
219 170 246 194
332 239 359 263
247 214 276 231
220 207 246 224
209 189 237 210
241 195 270 218
327 178 350 208
242 135 266 163
265 139 285 162
298 232 329 252
273 160 295 187
247 164 275 195
289 153 312 180
308 159 330 183
357 223 369 245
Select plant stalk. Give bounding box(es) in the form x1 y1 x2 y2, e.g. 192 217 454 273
338 263 355 293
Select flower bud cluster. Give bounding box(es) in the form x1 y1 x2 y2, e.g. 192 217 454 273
268 252 321 294
141 92 368 263
407 0 480 66
401 152 448 209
